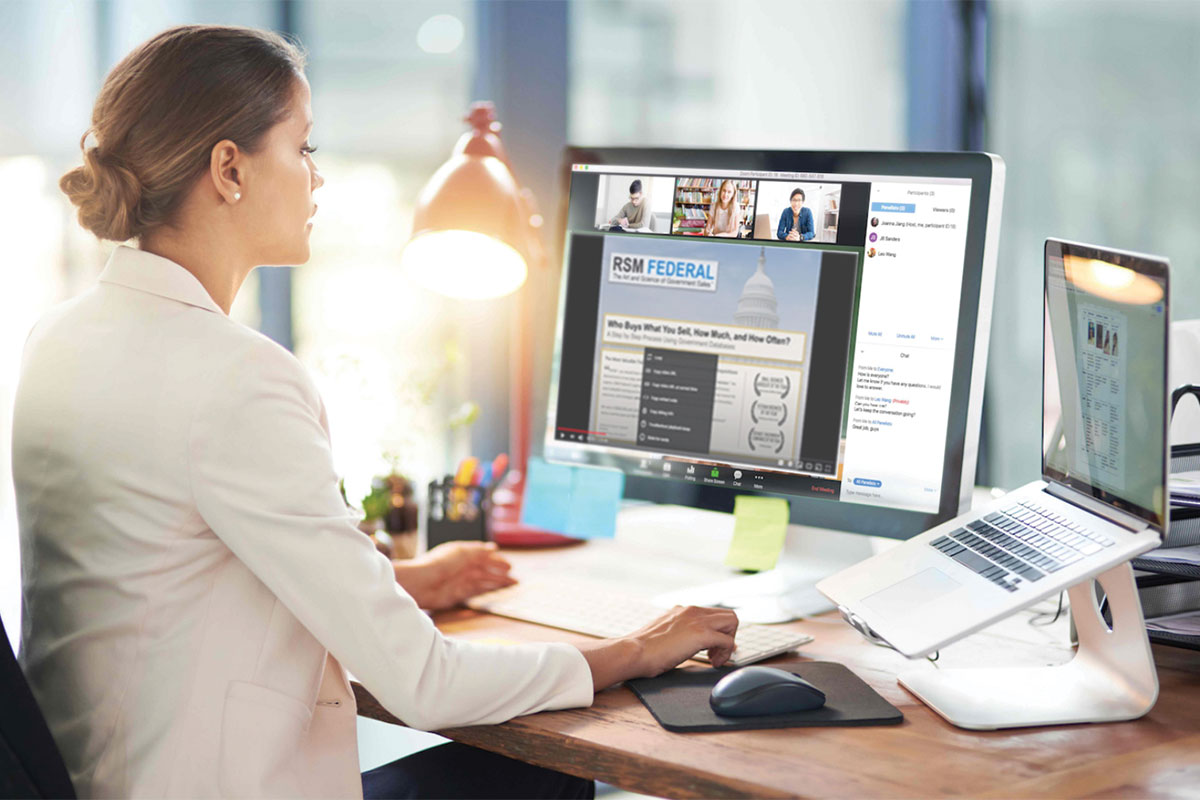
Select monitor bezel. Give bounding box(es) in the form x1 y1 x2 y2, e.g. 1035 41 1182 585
546 148 1003 540
1041 238 1170 530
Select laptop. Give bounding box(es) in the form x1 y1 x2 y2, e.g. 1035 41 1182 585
818 239 1169 658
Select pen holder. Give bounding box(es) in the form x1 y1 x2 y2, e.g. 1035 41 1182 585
426 478 491 550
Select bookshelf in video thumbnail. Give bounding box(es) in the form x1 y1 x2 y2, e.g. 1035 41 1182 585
671 178 757 237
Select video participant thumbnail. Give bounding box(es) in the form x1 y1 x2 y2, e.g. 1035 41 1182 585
671 177 758 238
590 235 839 471
752 180 843 244
593 174 675 234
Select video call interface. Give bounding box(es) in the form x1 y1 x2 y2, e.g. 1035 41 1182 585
550 164 974 514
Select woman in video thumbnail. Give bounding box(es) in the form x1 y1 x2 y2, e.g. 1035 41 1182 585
776 188 815 242
703 179 742 238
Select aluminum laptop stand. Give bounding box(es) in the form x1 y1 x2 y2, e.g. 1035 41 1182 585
899 560 1159 730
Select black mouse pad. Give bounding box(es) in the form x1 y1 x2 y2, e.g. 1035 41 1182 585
627 662 903 732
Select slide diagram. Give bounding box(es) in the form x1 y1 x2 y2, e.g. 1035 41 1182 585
710 361 803 465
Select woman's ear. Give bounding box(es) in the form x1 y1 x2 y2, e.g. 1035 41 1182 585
209 139 244 204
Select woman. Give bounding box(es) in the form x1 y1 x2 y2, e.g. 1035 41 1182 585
13 25 737 799
702 179 742 237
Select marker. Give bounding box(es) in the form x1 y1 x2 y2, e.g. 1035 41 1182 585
490 453 509 484
454 457 479 487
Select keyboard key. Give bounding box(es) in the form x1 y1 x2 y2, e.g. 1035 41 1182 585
950 547 996 575
1014 564 1044 581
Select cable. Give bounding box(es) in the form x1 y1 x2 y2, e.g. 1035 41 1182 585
1029 591 1066 626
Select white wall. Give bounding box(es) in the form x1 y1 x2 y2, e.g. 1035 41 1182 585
570 0 905 151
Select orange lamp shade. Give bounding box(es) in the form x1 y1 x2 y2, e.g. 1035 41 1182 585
401 103 532 300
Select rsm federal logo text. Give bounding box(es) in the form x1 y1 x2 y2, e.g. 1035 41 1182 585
608 252 719 292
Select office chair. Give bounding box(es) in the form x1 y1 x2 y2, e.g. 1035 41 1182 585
0 614 76 799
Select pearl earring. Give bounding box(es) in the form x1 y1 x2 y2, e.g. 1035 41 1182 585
233 192 241 201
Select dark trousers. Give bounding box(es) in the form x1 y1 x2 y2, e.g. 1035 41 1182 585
362 742 595 800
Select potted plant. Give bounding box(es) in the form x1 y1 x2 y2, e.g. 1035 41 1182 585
357 466 419 559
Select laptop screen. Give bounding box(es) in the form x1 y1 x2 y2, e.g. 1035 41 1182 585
1043 240 1169 529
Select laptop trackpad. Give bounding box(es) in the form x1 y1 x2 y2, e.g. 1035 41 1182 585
861 568 961 618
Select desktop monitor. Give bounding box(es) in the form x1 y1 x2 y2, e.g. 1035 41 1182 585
543 149 1005 541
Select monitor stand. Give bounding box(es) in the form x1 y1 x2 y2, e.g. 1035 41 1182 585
898 561 1159 730
648 517 879 624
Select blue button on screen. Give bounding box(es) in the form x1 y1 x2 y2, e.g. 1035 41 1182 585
870 202 916 213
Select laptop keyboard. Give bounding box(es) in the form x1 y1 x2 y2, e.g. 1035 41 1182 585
929 499 1116 592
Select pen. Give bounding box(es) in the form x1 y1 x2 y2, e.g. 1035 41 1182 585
454 457 479 487
490 453 509 485
442 474 458 521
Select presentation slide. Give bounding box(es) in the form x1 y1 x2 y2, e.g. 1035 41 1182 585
588 236 821 469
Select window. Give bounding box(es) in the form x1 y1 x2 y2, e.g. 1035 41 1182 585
984 0 1200 487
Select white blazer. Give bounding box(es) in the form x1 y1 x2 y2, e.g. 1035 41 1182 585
13 246 592 798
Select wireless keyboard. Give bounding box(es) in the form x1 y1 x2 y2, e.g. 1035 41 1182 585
466 580 813 667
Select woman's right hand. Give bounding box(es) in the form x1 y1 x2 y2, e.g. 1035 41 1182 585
575 605 739 691
631 605 739 675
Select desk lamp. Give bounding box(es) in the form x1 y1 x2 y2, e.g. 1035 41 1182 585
401 102 576 546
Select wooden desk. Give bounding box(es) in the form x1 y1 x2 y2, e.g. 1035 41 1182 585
354 546 1200 799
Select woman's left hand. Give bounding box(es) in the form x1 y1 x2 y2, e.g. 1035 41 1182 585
393 541 516 610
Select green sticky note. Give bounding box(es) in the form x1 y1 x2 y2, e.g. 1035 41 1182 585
724 496 790 572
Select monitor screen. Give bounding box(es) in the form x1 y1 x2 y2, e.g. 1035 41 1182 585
544 149 1003 539
1042 240 1169 529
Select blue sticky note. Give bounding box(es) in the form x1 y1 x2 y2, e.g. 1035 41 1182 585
519 458 624 539
520 457 573 533
566 466 624 539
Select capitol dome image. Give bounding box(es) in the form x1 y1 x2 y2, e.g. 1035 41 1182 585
734 247 780 329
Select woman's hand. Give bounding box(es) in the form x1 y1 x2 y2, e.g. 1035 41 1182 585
393 541 516 611
630 605 739 674
575 605 739 691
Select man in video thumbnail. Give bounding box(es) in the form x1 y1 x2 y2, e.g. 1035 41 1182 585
777 188 815 242
608 179 649 230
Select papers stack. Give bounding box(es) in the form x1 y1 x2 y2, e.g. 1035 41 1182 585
1169 470 1200 508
